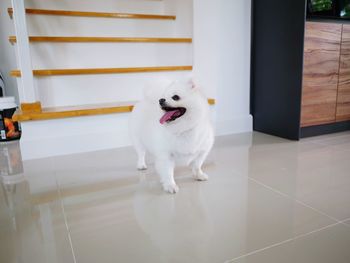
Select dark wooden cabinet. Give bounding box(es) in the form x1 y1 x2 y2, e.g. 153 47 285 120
302 22 350 126
337 24 350 122
301 22 341 127
251 0 350 139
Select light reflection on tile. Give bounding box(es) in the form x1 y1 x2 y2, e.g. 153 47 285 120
0 176 74 263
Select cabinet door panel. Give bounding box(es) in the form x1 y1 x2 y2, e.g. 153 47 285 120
301 22 342 127
337 24 350 122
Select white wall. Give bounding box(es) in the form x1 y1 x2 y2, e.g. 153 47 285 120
193 0 252 135
8 0 252 159
0 0 19 100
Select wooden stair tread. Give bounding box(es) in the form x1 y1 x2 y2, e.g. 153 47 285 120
9 36 192 44
10 66 193 77
8 8 175 20
13 99 216 122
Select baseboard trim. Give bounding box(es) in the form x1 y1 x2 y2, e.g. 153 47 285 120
300 121 350 138
215 114 253 136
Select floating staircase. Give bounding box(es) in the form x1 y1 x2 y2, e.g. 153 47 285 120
9 36 192 44
8 7 176 20
10 66 193 77
9 0 213 123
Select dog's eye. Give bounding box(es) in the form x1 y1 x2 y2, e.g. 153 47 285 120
172 95 180 101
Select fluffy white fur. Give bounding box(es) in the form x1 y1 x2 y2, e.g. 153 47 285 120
129 77 214 193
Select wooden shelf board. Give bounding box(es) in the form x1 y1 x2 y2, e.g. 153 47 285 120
9 36 192 44
7 8 175 20
13 102 135 121
10 66 193 77
13 99 216 122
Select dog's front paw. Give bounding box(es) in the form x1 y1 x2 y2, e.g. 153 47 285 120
137 162 147 170
137 164 147 170
162 183 179 194
194 172 209 181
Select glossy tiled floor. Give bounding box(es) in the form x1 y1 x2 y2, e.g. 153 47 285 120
1 131 350 263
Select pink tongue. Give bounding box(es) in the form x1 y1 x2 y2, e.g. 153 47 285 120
160 110 178 124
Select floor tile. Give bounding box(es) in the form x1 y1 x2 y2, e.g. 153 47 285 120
0 174 75 263
302 131 350 152
53 147 147 201
230 223 350 263
58 161 335 263
2 132 349 263
209 133 253 175
246 134 350 221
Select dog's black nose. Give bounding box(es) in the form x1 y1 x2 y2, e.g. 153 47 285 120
159 98 166 105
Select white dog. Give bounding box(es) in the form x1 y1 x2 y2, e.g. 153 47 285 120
129 77 214 193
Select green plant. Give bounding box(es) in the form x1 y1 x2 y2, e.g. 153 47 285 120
311 0 333 12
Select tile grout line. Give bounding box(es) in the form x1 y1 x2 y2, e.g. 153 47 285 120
247 177 341 223
294 199 342 223
54 172 77 263
246 177 290 199
224 222 341 263
223 238 294 263
222 172 344 262
340 219 350 227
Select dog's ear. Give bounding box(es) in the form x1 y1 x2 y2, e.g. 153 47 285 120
186 78 194 89
187 77 198 90
182 73 197 90
187 72 201 90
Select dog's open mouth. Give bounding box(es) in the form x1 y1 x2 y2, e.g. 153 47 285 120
160 106 186 124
